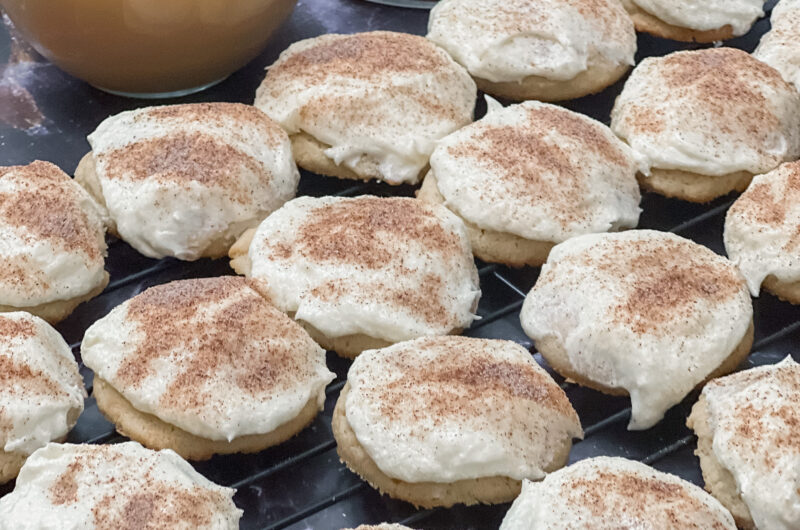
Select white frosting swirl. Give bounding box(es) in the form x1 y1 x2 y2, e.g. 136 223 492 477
254 32 476 185
0 442 242 529
520 230 753 430
0 312 85 456
429 100 641 243
724 161 800 295
427 0 636 84
629 0 765 34
701 357 800 530
345 337 582 483
88 103 298 261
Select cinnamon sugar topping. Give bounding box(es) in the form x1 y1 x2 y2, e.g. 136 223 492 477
662 48 781 135
145 103 284 146
100 132 268 203
365 337 577 427
270 32 450 83
572 470 725 528
116 277 313 411
27 443 241 528
288 197 462 268
0 161 103 260
590 237 744 334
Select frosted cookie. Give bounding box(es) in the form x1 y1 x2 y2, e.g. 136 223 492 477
688 357 800 530
0 442 242 529
724 161 800 304
500 457 736 529
755 0 800 91
0 161 107 324
75 102 298 261
254 31 475 185
332 336 583 508
419 100 641 267
0 312 85 484
620 0 765 42
520 230 753 430
611 48 800 202
81 276 335 460
427 0 636 101
229 196 480 358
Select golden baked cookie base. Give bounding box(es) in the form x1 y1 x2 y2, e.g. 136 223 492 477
229 227 464 358
75 152 244 260
763 275 800 305
0 432 72 485
535 320 754 398
474 58 629 102
639 169 753 203
620 0 736 43
418 171 554 267
687 395 756 530
0 450 28 485
291 133 425 185
0 272 109 325
74 153 118 238
92 376 321 461
332 383 572 509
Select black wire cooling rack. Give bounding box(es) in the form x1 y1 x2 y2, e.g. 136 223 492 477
1 1 797 528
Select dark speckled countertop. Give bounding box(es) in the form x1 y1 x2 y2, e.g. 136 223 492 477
1 1 798 529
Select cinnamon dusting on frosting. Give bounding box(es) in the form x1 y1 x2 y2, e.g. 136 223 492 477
707 360 800 457
571 470 728 529
288 197 461 268
0 161 102 259
445 105 630 230
116 277 314 413
654 48 784 141
0 355 60 399
44 444 236 527
591 237 743 334
270 32 451 83
728 161 800 251
144 103 284 146
49 459 82 505
93 483 220 529
100 132 267 204
375 337 576 425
